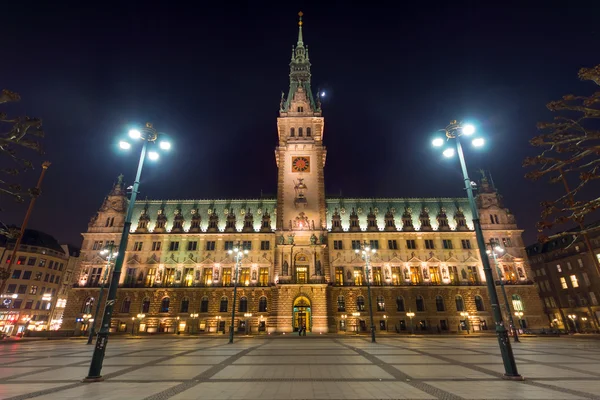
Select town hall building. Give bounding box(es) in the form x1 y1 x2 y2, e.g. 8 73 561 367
62 15 544 336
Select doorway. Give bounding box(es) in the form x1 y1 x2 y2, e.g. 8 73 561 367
292 296 311 332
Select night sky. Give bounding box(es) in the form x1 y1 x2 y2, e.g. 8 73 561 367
3 2 599 247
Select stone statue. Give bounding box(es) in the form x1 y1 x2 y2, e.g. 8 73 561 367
319 234 325 244
315 260 322 276
278 235 285 245
213 269 219 281
176 270 182 281
282 261 289 276
422 267 429 280
442 268 448 279
346 269 352 281
117 174 124 185
310 234 317 245
252 270 257 280
403 268 409 280
280 91 285 110
287 234 295 245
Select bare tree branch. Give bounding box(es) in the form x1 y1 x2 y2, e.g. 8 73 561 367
524 64 600 242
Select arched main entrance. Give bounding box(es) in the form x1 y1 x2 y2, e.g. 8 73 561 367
293 296 312 332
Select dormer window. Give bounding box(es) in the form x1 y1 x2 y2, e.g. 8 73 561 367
306 127 311 137
298 127 303 137
290 128 295 137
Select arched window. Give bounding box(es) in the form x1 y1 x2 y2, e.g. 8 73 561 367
357 296 365 311
376 295 385 311
290 127 295 137
121 297 131 313
239 296 248 312
416 295 425 311
142 297 150 313
82 297 94 313
475 295 485 311
219 296 228 312
180 297 189 313
512 294 524 311
258 296 267 312
396 296 405 311
337 295 346 312
200 296 209 313
298 127 303 137
455 295 465 311
160 297 170 313
435 295 445 312
306 127 311 137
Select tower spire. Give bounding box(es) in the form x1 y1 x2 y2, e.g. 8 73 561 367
297 11 304 46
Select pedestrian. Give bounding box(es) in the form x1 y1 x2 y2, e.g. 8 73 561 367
302 324 306 336
298 325 302 336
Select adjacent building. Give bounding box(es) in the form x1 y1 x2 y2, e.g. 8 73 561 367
62 15 545 336
526 223 600 332
0 230 79 335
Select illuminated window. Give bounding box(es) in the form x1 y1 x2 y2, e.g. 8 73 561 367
376 296 385 311
391 267 401 285
560 277 568 289
335 267 344 285
354 267 364 285
240 268 250 286
556 264 562 272
578 259 584 268
372 267 382 286
570 275 579 288
222 268 232 286
202 268 213 286
357 296 365 311
259 268 269 286
337 295 346 312
511 294 524 311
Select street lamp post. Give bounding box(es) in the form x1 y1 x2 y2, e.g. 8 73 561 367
486 243 520 343
460 311 470 334
406 312 415 334
351 312 360 334
85 122 171 381
87 244 118 345
82 314 92 335
216 315 222 334
568 314 579 333
189 313 199 334
515 312 524 331
355 242 377 343
432 120 521 379
228 243 248 344
244 313 253 335
340 314 347 332
136 313 145 335
131 317 135 335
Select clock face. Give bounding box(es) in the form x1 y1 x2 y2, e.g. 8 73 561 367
291 156 310 173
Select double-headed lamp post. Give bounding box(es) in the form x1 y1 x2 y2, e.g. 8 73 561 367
228 243 248 344
568 314 578 333
85 123 171 382
189 313 199 334
136 313 145 335
432 120 521 379
355 242 377 343
406 312 415 334
486 242 520 343
87 244 118 345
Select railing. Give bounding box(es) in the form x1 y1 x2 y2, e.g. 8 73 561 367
72 281 275 289
494 279 534 285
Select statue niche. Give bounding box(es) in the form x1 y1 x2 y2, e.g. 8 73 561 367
294 178 308 208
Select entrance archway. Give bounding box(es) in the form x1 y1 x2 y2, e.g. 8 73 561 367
293 296 312 332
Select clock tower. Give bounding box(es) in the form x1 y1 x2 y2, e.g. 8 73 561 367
275 12 327 235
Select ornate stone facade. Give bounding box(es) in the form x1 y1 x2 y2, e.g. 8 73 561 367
62 15 544 336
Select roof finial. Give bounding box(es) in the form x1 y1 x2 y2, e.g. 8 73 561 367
297 11 304 46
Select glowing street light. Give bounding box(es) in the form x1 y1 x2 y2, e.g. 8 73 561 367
119 141 131 150
148 151 159 161
430 120 520 380
406 311 415 334
487 242 519 343
432 138 445 147
442 148 455 158
228 243 248 344
86 122 171 382
472 138 485 147
355 242 377 343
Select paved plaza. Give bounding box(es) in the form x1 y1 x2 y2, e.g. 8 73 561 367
1 335 600 400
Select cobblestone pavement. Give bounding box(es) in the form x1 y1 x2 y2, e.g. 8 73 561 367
1 335 600 400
